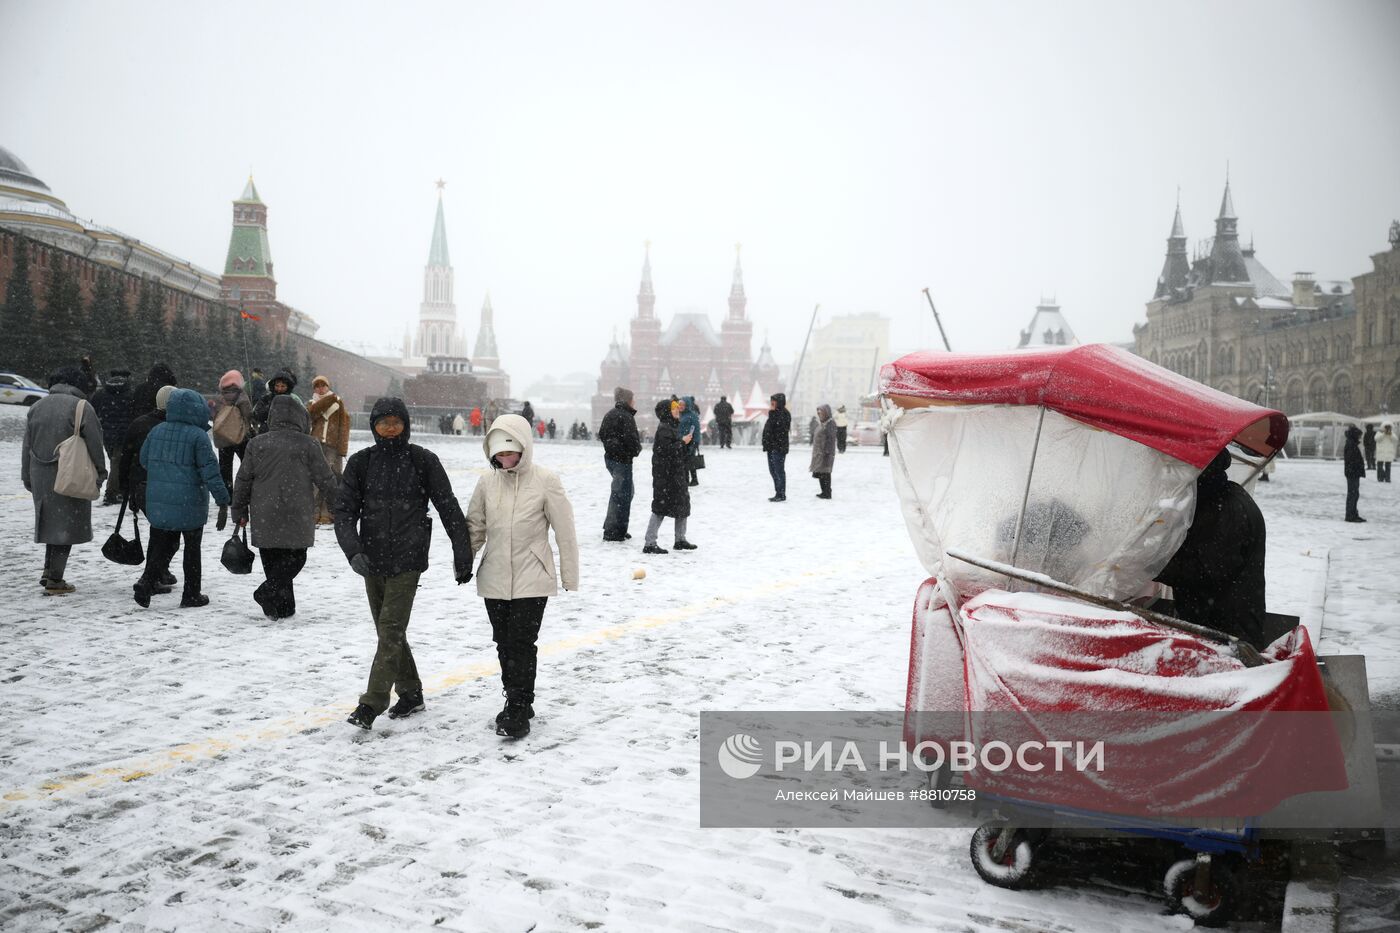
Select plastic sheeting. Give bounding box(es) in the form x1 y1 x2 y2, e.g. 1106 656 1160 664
888 404 1197 602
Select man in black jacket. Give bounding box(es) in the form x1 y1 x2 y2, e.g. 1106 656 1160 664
762 392 791 502
92 369 135 504
250 369 298 438
1155 449 1269 650
1343 425 1366 522
335 397 473 730
713 395 734 449
598 386 642 542
130 362 177 423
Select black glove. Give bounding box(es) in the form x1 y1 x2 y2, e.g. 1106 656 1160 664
455 566 472 585
350 553 371 577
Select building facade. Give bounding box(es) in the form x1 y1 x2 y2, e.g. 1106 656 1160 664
1134 180 1400 416
591 245 780 426
788 311 891 419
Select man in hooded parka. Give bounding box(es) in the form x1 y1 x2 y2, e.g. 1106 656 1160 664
233 395 339 619
336 397 474 730
22 368 109 595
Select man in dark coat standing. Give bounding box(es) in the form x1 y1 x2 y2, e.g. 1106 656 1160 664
1343 425 1366 522
762 393 791 502
335 397 473 730
91 369 135 505
1362 424 1377 471
598 386 642 542
643 399 694 554
521 400 536 426
1155 449 1269 650
713 395 734 449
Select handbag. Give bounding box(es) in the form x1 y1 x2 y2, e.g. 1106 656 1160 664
53 399 101 500
221 526 255 575
689 454 706 471
213 403 247 447
101 496 145 565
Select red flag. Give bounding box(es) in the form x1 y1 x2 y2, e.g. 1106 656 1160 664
241 310 261 321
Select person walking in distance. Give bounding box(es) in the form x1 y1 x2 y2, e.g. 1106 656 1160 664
643 399 696 554
22 367 108 595
470 406 483 435
467 414 579 739
762 393 791 502
307 375 351 525
810 404 837 499
1375 424 1396 483
713 395 734 449
134 388 230 608
1344 425 1366 522
212 370 253 531
232 395 339 620
91 369 135 505
598 386 642 541
547 418 557 440
337 398 474 730
833 405 849 454
1363 424 1377 472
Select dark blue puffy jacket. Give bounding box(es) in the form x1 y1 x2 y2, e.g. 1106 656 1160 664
678 395 701 454
140 388 230 530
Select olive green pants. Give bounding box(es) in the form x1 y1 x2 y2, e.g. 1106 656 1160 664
359 571 422 714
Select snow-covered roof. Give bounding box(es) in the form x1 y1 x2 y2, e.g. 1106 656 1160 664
1243 254 1290 300
1015 304 1078 349
659 312 722 348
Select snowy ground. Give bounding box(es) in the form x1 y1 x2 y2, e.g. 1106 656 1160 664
0 407 1397 931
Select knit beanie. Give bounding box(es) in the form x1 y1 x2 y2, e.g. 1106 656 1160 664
487 429 524 458
219 369 245 389
155 385 176 410
313 375 330 389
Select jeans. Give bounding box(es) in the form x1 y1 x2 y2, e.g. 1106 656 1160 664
603 458 635 538
645 512 688 547
485 597 548 701
256 547 307 617
1379 461 1393 483
1346 476 1361 519
767 450 787 497
141 527 203 598
359 571 422 713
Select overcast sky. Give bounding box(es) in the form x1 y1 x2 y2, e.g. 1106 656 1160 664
4 1 1398 392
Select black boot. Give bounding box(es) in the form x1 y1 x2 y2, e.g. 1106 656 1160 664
388 690 426 719
496 693 533 738
347 704 377 730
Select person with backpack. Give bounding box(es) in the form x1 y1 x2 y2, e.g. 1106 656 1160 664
22 367 108 595
467 414 579 738
336 397 474 731
212 369 253 531
133 388 230 608
307 375 351 525
91 369 135 505
232 395 339 619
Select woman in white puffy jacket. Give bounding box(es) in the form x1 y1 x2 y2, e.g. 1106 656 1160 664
1376 423 1397 483
467 413 579 738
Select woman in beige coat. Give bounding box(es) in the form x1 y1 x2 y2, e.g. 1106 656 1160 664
467 413 579 738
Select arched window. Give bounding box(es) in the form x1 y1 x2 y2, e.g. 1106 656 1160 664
1284 380 1305 415
1308 377 1328 411
1333 374 1352 414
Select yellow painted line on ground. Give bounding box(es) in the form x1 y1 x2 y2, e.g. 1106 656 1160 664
1 558 873 809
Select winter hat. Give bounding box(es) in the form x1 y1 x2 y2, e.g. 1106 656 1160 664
670 400 682 416
487 429 524 458
313 375 331 389
614 386 634 406
155 384 176 410
219 369 245 389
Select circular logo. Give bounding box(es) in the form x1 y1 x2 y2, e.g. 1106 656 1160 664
717 733 764 779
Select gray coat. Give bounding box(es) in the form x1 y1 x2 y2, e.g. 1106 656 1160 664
809 406 837 474
231 396 338 549
22 384 109 545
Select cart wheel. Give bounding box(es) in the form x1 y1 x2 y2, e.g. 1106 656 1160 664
969 821 1036 889
1164 857 1234 926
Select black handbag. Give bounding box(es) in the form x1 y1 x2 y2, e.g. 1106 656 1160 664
221 526 255 575
101 498 145 565
689 454 706 471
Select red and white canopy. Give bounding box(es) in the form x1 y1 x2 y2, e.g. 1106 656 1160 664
881 344 1288 469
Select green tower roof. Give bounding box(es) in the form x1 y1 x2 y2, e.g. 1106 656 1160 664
428 195 450 267
224 225 273 277
236 176 262 203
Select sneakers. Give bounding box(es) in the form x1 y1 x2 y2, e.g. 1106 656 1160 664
673 541 698 550
347 703 377 730
43 579 76 596
642 544 668 554
180 594 210 608
387 691 426 719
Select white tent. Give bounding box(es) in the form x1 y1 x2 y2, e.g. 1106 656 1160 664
1360 413 1398 425
1286 411 1361 459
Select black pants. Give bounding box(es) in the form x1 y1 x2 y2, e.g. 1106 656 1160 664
485 597 548 701
718 423 732 448
1379 461 1393 483
218 441 248 493
815 472 831 497
256 548 307 617
1345 476 1361 519
103 441 123 501
44 544 72 580
836 427 847 453
141 527 203 598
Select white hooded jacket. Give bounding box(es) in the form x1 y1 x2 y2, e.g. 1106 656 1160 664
467 414 580 598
